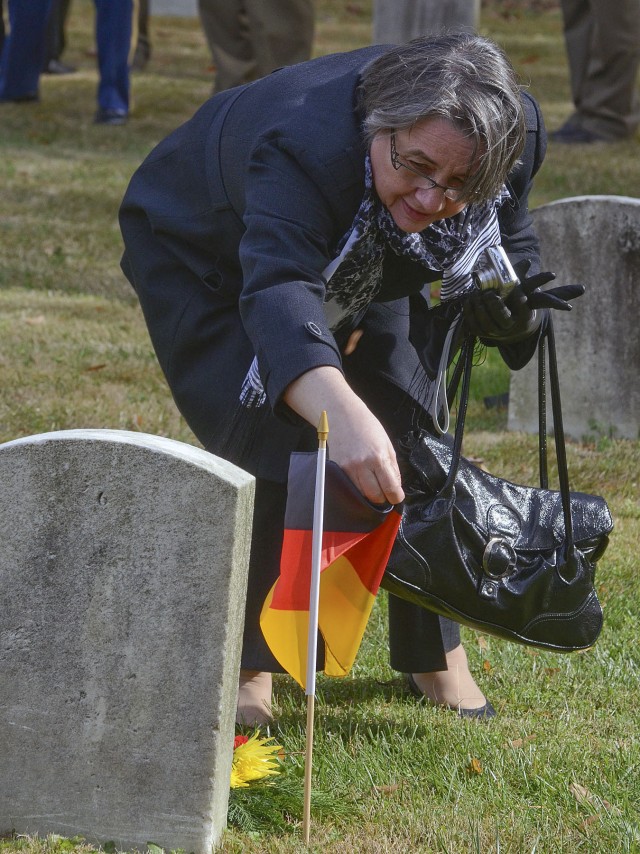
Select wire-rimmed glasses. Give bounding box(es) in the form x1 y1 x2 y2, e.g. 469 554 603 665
389 132 468 203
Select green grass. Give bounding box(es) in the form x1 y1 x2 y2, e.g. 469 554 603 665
1 1 639 851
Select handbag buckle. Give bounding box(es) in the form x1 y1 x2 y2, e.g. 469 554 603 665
482 537 517 579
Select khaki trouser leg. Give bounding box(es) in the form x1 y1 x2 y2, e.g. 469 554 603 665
560 0 640 138
198 0 315 93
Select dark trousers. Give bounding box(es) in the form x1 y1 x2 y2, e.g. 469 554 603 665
0 0 53 100
43 0 72 67
94 0 133 113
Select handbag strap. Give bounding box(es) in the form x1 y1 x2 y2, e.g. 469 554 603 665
543 318 576 554
439 336 474 492
538 329 549 489
442 318 576 554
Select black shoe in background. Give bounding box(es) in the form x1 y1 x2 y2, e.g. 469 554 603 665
551 124 610 144
44 59 77 75
94 108 128 126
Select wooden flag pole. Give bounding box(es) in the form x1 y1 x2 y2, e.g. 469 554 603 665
303 410 329 846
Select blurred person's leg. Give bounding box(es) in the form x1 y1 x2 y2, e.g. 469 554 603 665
132 0 150 72
199 0 314 93
94 0 133 123
245 0 315 79
0 0 52 101
43 0 75 74
198 0 257 93
557 0 640 140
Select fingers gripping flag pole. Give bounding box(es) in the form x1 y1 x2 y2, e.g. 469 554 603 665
303 410 328 845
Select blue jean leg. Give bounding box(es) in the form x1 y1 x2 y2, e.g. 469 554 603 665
0 0 53 100
94 0 133 113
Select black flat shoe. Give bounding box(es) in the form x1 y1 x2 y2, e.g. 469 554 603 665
0 92 38 103
550 124 610 144
94 108 128 126
407 673 496 720
44 59 77 75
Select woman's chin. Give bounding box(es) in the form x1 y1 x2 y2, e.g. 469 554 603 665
391 200 434 233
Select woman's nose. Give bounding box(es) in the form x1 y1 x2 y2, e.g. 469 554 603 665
413 185 447 213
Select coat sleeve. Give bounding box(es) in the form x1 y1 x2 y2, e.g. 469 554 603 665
237 133 360 410
499 91 548 275
495 91 549 370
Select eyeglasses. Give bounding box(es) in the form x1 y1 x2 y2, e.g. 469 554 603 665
389 132 468 203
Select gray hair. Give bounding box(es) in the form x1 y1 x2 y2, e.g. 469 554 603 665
360 32 526 202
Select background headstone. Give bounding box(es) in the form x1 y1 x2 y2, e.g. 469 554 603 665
508 196 640 441
151 0 198 16
372 0 480 43
0 429 255 853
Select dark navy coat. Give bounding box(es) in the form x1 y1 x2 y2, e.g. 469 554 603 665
119 45 547 482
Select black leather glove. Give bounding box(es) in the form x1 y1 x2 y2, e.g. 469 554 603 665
463 259 585 343
514 259 586 311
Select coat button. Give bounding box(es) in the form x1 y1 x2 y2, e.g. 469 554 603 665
304 321 323 337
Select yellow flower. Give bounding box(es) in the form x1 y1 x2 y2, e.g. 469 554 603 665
230 731 282 789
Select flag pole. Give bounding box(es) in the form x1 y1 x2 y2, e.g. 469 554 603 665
303 410 329 846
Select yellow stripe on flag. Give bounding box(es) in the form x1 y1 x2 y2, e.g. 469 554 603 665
319 555 376 677
260 583 310 688
261 554 378 687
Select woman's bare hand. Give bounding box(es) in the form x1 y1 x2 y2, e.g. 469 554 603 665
283 366 405 505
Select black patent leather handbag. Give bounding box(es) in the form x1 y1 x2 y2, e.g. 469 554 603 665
382 319 614 652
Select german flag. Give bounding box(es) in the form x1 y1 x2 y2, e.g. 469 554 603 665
260 451 402 688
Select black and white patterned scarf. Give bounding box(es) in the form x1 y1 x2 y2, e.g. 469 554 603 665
240 156 510 406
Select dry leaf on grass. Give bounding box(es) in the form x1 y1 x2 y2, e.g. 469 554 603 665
569 782 621 814
467 757 483 775
373 783 401 796
505 735 537 749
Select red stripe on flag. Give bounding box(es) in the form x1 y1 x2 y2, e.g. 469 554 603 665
344 510 401 594
270 527 386 611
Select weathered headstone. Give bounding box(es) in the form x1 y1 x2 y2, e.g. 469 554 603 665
152 0 198 16
372 0 480 43
509 196 640 440
0 429 255 852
